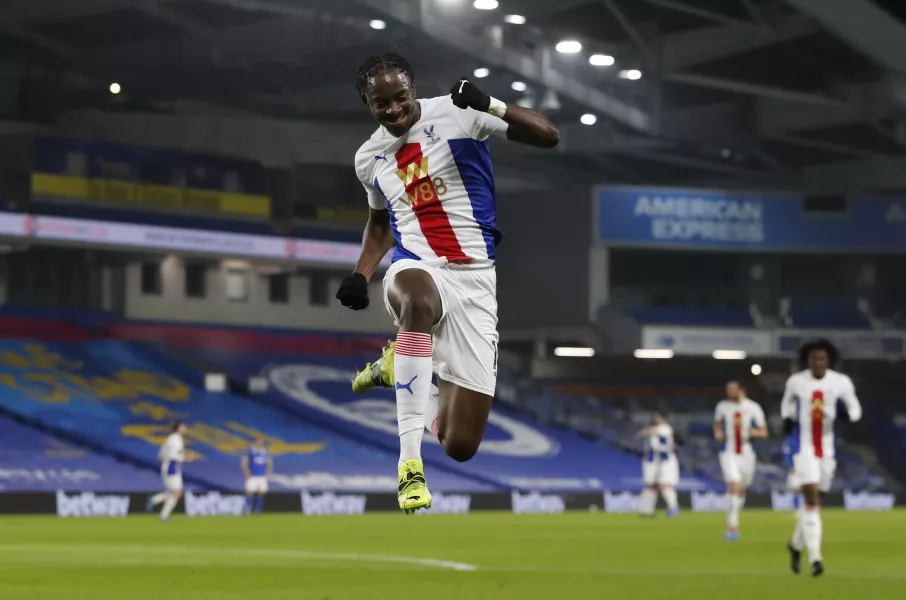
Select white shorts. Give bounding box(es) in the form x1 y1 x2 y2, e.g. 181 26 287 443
786 470 800 492
719 451 756 487
642 456 679 487
383 260 499 396
245 476 269 494
163 474 183 492
792 451 836 493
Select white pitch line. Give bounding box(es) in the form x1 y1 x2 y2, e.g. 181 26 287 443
0 544 478 572
1 545 902 580
475 565 906 580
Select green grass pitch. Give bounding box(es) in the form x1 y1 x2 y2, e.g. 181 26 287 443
0 510 903 599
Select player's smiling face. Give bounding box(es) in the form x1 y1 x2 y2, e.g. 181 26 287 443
808 349 829 378
361 70 420 138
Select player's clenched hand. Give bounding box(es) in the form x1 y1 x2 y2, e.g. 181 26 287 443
336 272 369 310
450 77 492 113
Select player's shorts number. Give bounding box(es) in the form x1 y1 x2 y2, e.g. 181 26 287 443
433 177 447 196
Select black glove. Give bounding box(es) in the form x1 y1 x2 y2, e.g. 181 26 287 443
837 406 850 423
450 77 491 113
336 273 369 310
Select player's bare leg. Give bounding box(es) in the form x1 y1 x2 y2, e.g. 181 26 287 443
659 484 679 517
434 378 492 462
796 483 824 576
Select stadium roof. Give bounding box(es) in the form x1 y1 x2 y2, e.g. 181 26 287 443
4 0 906 193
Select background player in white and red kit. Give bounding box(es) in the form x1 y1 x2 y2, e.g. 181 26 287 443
713 381 768 541
335 53 559 513
781 340 862 577
636 410 681 518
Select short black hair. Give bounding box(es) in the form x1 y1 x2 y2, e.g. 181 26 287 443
798 338 840 369
355 52 415 95
172 421 185 432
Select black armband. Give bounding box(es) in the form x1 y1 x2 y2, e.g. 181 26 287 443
783 418 797 435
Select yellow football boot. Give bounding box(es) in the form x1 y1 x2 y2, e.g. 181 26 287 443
351 340 395 393
398 459 432 514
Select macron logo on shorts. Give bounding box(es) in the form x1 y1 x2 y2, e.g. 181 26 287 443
396 375 417 395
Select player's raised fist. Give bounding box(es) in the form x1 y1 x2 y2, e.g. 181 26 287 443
336 272 370 310
450 77 491 113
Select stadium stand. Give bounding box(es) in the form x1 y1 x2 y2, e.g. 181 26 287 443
0 334 491 493
627 306 754 328
0 413 162 492
626 300 874 330
0 306 898 495
0 310 722 493
788 298 871 329
30 200 363 244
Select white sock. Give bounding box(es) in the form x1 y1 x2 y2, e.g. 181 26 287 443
725 493 739 529
731 495 744 529
640 488 657 515
394 332 434 467
802 507 822 563
661 488 678 511
425 384 440 440
791 507 805 551
161 495 178 519
150 492 167 506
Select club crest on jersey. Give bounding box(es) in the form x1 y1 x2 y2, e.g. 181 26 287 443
424 125 440 146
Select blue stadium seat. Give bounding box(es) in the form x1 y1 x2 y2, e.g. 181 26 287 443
0 415 162 491
790 298 870 329
629 306 753 327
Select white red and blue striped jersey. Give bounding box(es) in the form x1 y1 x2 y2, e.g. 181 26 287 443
158 433 184 476
714 398 766 455
780 369 862 459
644 423 675 462
354 95 509 268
